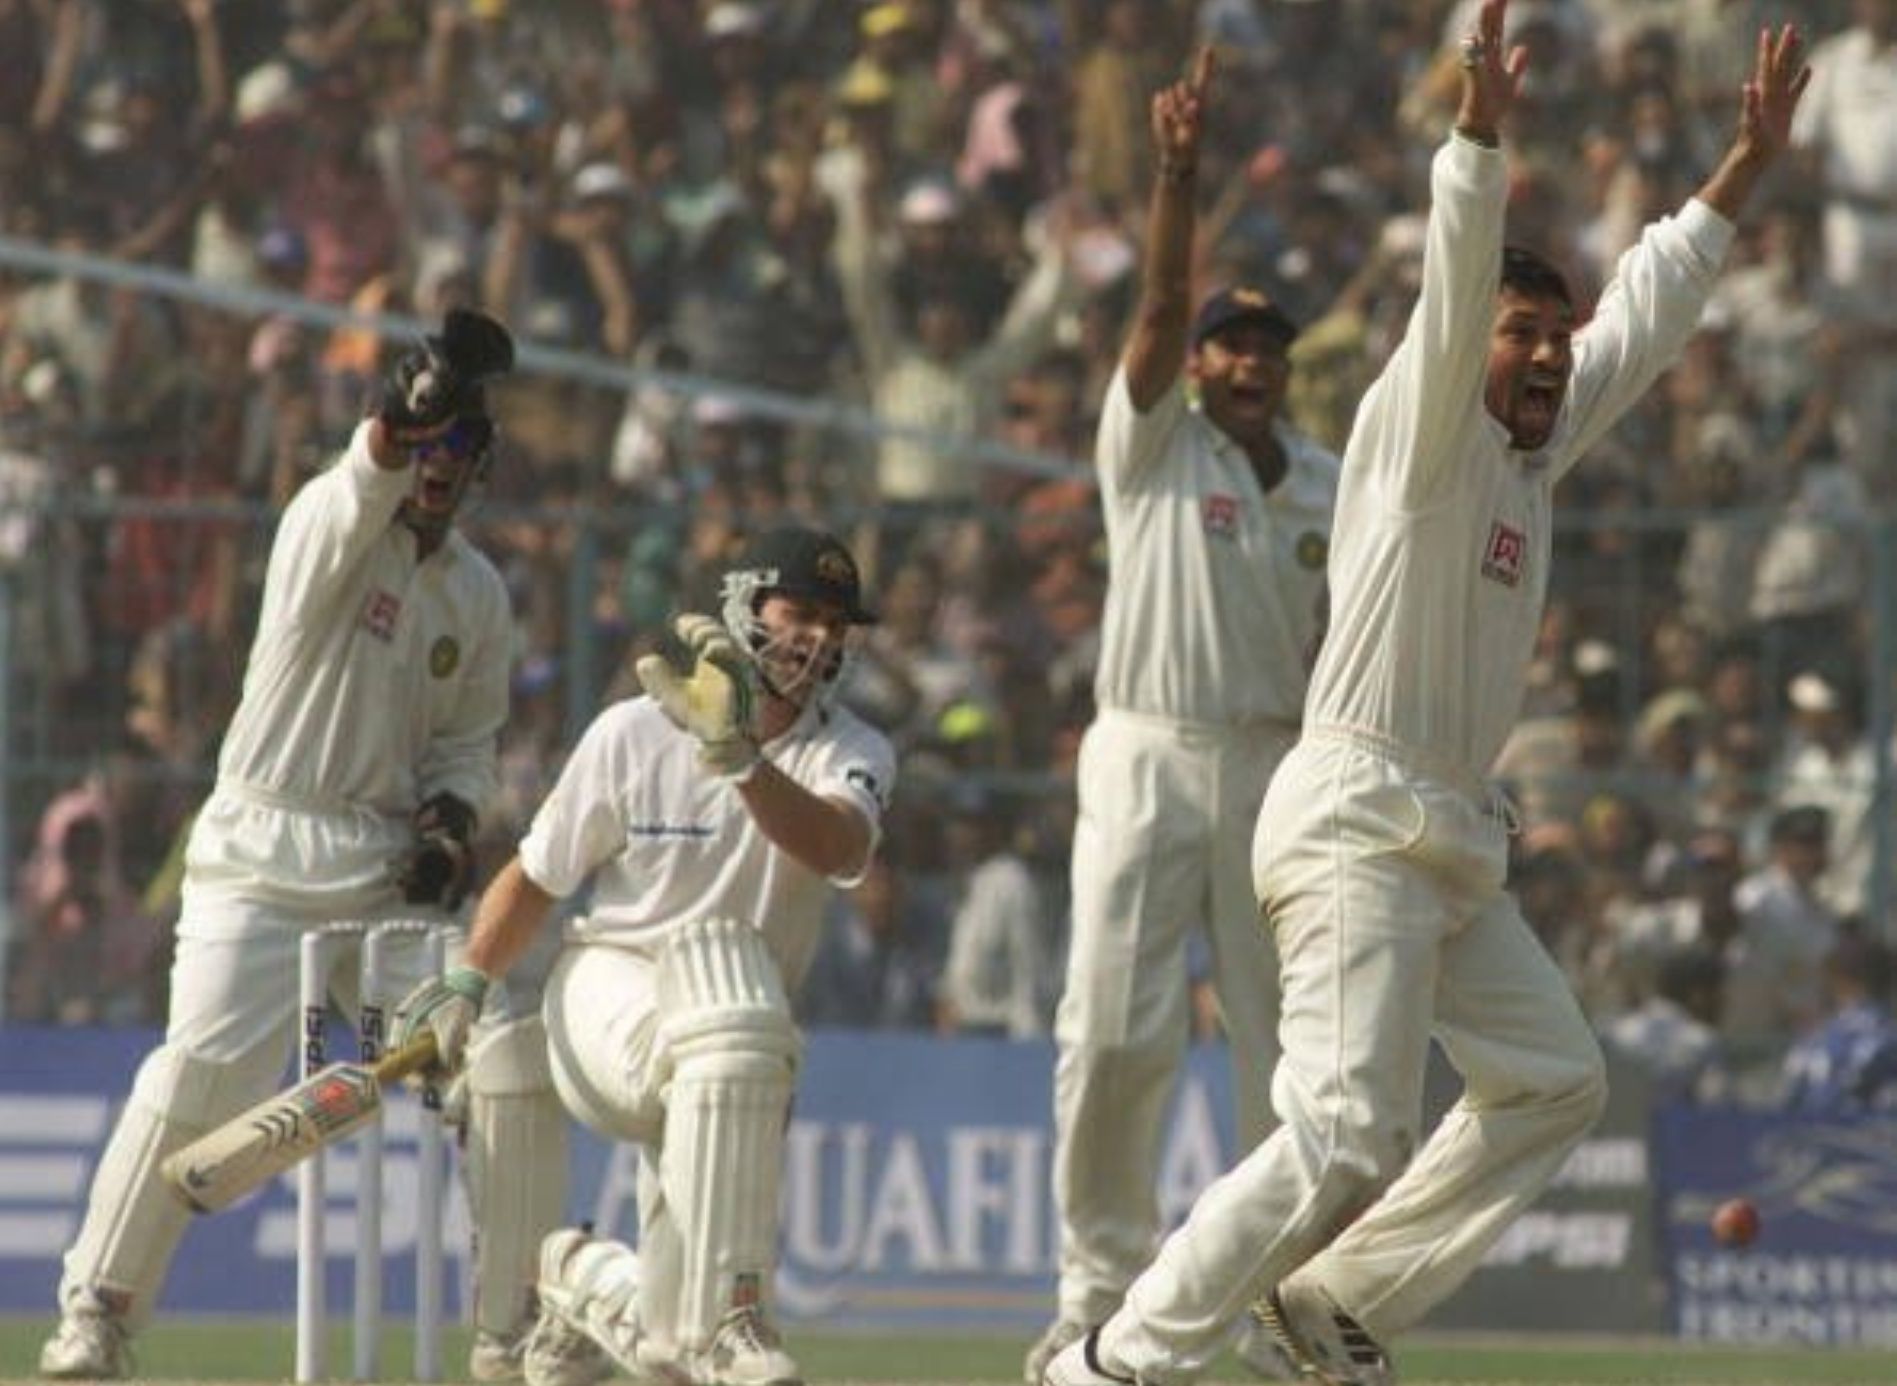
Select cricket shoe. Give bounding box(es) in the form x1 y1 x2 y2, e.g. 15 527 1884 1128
1233 1313 1299 1381
689 1304 804 1386
528 1226 669 1386
38 1289 134 1380
1024 1318 1089 1384
1041 1327 1140 1385
1253 1283 1396 1386
470 1324 529 1381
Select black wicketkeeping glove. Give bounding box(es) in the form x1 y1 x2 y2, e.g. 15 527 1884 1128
397 792 479 911
374 307 516 441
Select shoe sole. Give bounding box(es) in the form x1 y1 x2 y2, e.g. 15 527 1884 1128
1250 1292 1391 1386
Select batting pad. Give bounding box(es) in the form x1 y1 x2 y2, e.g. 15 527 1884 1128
654 917 799 1351
466 1017 569 1336
61 1046 281 1328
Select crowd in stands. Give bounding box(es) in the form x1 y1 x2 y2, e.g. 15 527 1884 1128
1 0 1894 1112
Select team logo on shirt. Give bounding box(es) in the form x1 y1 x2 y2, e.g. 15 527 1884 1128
1202 492 1241 539
430 636 460 678
1481 521 1526 588
846 766 889 809
361 589 401 641
1296 531 1327 569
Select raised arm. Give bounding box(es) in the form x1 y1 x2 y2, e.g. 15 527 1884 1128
1372 0 1526 498
1694 24 1809 223
1122 47 1213 411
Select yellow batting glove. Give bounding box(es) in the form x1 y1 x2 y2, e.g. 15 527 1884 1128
635 614 762 782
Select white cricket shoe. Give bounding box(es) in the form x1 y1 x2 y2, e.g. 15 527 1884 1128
471 1324 529 1381
1254 1282 1396 1386
38 1291 134 1380
1023 1318 1089 1384
691 1304 804 1386
523 1309 612 1386
527 1226 648 1386
1041 1328 1138 1385
1234 1311 1299 1381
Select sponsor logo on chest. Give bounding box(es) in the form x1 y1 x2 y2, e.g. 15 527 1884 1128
360 588 402 641
1202 492 1241 539
1481 520 1527 588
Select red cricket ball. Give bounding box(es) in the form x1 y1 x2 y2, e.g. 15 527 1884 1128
1711 1197 1761 1248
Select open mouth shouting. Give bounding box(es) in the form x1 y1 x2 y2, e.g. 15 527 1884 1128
1513 374 1565 445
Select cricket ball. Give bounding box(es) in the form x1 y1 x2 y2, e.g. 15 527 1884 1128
1710 1197 1760 1248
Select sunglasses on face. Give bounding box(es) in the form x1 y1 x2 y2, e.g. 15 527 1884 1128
410 416 492 465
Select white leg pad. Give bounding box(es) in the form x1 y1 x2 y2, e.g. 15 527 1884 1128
653 918 800 1353
465 1015 569 1337
541 1231 651 1371
60 1043 282 1328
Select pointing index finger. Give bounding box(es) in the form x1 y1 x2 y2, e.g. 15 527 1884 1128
1190 44 1215 94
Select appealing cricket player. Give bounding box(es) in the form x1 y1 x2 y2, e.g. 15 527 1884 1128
1045 6 1810 1385
392 526 895 1386
1029 45 1337 1386
41 311 519 1380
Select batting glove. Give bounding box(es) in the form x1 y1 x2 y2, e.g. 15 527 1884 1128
634 613 763 783
391 965 489 1076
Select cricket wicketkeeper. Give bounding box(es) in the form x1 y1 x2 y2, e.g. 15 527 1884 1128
42 309 519 1380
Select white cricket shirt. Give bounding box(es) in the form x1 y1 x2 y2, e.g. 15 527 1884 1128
518 695 896 992
214 421 512 815
1091 368 1339 726
1307 135 1734 778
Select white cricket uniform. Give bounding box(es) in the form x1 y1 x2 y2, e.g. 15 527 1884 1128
58 421 511 1324
522 695 894 996
1101 134 1732 1381
522 692 892 1134
1055 367 1337 1325
521 692 893 1357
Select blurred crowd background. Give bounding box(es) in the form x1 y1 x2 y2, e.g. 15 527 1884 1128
2 0 1895 1116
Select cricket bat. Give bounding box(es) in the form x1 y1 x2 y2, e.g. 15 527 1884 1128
160 1032 439 1214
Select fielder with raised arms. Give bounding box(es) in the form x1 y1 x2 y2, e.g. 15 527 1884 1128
40 310 519 1381
1028 44 1339 1386
392 526 895 1386
1045 5 1810 1384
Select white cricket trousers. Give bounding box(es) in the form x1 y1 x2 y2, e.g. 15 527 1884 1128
1053 709 1295 1325
1100 728 1606 1382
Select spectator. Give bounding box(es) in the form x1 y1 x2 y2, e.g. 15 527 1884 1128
1493 644 1626 833
1602 942 1732 1103
6 756 162 1025
801 857 944 1030
836 174 1078 512
1789 0 1897 492
1775 671 1876 917
1729 805 1841 1053
936 787 1052 1038
1780 932 1897 1113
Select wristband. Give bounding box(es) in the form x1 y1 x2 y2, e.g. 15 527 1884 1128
442 965 490 1008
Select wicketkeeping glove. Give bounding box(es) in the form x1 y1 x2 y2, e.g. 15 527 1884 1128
397 792 478 911
373 307 515 444
390 965 489 1077
634 613 762 782
374 345 465 450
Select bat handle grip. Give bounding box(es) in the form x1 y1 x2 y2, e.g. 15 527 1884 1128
373 1031 441 1084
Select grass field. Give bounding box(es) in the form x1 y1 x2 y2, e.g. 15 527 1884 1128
3 1320 1894 1385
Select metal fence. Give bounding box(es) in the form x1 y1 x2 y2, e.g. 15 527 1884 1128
1 238 1893 1041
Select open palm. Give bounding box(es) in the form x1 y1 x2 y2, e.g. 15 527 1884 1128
1738 23 1811 160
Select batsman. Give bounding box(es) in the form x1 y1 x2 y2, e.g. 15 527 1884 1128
40 310 520 1380
390 526 895 1386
